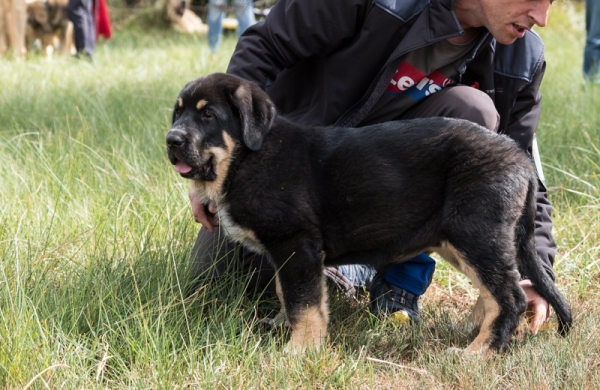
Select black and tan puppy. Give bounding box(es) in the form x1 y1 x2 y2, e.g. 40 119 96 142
166 73 572 354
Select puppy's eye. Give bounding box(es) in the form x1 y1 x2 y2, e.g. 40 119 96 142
173 108 182 119
202 110 214 119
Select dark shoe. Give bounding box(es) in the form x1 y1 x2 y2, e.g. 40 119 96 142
369 273 420 323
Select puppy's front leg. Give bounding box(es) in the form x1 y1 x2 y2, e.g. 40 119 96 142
285 273 328 353
259 275 290 327
271 243 329 353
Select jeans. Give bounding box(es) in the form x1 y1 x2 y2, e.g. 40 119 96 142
207 0 255 53
67 0 95 57
338 252 436 296
584 0 600 80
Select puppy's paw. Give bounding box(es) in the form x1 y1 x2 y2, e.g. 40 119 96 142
259 312 290 328
452 319 478 335
282 342 306 355
445 346 464 356
445 346 486 360
283 338 324 355
514 318 528 342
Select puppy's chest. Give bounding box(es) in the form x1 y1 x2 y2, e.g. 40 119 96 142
218 204 267 255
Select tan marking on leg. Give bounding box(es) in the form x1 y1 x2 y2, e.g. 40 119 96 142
434 244 485 331
275 275 284 308
196 99 208 110
444 242 500 355
259 268 289 327
272 275 287 324
467 295 486 329
431 245 459 269
464 287 499 355
286 275 329 353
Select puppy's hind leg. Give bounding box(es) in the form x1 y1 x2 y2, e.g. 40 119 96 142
434 244 484 332
444 240 526 355
465 294 486 331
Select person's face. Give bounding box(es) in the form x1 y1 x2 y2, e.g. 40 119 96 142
479 0 552 44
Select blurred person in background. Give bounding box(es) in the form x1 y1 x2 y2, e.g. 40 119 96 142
67 0 95 58
67 0 111 59
584 0 600 82
207 0 254 55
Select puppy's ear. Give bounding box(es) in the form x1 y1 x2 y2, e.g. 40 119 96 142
230 81 275 151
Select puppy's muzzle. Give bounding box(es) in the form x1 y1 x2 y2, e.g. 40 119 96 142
166 131 186 149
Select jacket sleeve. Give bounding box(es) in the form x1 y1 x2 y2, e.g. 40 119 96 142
503 58 557 281
227 0 369 90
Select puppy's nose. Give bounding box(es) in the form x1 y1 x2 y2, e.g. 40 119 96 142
166 132 186 148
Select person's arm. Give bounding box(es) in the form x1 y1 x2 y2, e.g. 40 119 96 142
226 0 370 89
503 57 556 281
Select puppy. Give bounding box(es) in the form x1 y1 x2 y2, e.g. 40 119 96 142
166 73 572 355
25 0 74 59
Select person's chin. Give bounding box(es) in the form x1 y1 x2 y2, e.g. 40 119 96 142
494 32 518 45
497 24 528 44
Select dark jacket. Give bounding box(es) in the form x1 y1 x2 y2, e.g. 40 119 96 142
227 0 557 279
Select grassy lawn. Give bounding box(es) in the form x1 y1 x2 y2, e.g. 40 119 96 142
1 3 599 388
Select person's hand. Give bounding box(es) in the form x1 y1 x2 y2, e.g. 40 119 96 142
189 192 219 233
519 279 550 335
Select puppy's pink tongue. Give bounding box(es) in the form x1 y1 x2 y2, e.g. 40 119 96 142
175 161 192 173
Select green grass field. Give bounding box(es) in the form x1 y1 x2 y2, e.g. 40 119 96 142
1 3 599 388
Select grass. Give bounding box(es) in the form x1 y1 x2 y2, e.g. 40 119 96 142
1 3 599 388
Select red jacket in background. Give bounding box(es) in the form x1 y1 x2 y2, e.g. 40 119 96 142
96 0 112 40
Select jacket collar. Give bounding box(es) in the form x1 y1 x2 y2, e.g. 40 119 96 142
384 0 464 67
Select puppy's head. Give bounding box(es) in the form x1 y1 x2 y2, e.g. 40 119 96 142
27 1 52 33
166 73 275 183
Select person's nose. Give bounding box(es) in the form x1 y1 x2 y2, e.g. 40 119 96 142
529 2 550 27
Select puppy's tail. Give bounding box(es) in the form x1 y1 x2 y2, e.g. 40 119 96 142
516 177 572 336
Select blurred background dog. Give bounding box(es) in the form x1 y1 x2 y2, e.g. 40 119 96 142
164 0 207 34
25 0 75 59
